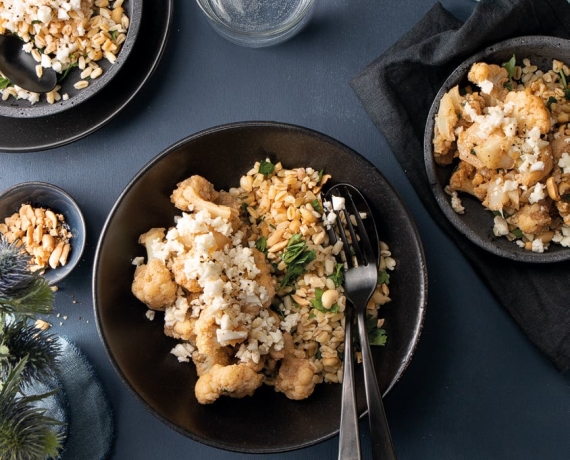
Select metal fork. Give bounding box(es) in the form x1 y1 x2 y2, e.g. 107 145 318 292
326 183 397 460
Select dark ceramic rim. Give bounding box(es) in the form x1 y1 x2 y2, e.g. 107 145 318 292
93 121 428 453
0 181 86 285
0 0 143 119
424 35 570 263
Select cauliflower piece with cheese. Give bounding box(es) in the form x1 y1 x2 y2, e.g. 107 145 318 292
467 62 509 100
504 89 551 135
194 363 264 404
131 228 178 311
507 202 552 235
433 91 459 164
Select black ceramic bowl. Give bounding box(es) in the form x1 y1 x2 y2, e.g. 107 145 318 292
0 181 86 285
0 0 142 119
93 122 427 453
424 36 570 263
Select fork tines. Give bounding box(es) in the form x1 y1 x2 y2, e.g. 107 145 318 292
325 184 377 268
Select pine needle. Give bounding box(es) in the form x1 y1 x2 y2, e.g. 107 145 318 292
1 319 61 385
0 358 64 460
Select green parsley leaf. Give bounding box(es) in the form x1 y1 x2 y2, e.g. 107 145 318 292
366 314 387 346
259 159 275 177
547 96 558 111
311 198 322 213
369 328 387 346
378 269 390 285
58 60 78 82
278 235 316 290
0 76 12 90
511 228 524 239
317 169 324 184
502 54 516 80
109 29 118 41
328 263 344 287
561 194 570 203
310 288 339 313
255 236 267 253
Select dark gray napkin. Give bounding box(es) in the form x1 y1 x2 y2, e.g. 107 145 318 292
350 0 570 373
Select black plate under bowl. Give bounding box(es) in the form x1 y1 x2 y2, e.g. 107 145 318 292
93 121 427 453
424 35 570 263
0 0 142 119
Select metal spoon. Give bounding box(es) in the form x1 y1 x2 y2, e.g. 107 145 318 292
0 34 57 93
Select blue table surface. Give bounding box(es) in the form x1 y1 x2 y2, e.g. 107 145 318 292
1 1 569 459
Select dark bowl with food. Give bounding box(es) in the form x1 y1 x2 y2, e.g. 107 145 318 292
0 0 142 119
0 181 86 285
93 121 427 453
424 36 570 263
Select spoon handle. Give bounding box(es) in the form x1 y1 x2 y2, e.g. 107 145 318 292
357 310 397 460
338 305 361 460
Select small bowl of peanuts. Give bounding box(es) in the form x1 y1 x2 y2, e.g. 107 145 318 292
0 181 86 285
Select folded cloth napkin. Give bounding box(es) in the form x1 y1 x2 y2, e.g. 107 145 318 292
29 336 114 459
350 0 570 373
56 336 114 460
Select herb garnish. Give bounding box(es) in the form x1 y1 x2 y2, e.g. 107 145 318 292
503 55 516 78
547 96 558 111
511 228 524 239
378 269 390 285
58 60 78 82
279 234 316 290
366 314 387 346
559 71 570 100
328 263 344 287
310 288 340 313
259 159 275 177
310 198 322 213
0 76 11 90
255 236 267 253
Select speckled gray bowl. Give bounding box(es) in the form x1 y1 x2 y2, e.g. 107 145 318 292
424 35 570 263
0 0 142 119
0 182 86 285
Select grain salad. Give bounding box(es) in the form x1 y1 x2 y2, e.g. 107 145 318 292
433 56 570 252
0 0 130 103
131 160 395 404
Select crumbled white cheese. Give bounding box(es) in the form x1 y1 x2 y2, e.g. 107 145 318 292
145 310 155 321
479 79 494 95
531 238 545 253
450 191 465 214
493 215 509 236
558 152 570 174
170 343 195 363
331 195 345 211
528 182 546 204
132 256 144 266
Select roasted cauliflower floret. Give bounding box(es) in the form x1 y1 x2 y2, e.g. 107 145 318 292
433 91 459 165
274 356 316 400
507 202 552 235
448 161 488 201
195 363 264 404
132 259 177 310
171 175 238 221
467 62 509 100
504 89 551 135
131 228 177 310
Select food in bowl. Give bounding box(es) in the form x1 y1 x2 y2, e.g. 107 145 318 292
131 160 395 404
0 0 130 103
432 55 570 252
0 202 73 271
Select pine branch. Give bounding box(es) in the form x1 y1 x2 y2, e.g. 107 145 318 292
1 319 61 385
0 237 54 318
0 358 64 460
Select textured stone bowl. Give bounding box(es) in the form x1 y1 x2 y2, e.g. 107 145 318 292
424 35 570 263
